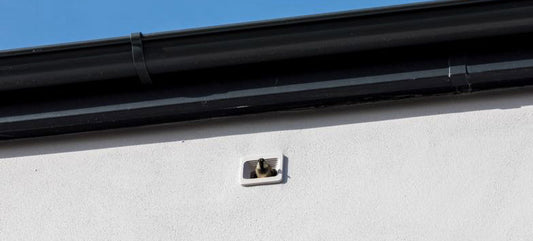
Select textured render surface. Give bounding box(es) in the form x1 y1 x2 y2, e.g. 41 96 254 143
2 88 533 240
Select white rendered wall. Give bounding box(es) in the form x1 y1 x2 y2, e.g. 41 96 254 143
2 88 533 240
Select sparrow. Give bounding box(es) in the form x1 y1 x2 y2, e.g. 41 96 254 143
250 158 277 178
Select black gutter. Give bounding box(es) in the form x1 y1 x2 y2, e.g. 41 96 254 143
1 0 533 139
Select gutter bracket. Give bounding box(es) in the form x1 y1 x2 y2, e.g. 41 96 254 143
130 32 153 85
448 54 471 93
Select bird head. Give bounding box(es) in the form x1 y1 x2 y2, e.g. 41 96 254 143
256 158 270 173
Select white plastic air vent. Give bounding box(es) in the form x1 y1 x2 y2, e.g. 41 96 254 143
240 153 284 186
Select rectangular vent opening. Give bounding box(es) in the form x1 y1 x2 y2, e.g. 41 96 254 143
242 158 279 179
240 154 284 186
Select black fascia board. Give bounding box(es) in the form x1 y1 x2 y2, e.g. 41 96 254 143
1 0 533 139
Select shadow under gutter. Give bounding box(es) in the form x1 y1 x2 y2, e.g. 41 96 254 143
1 0 533 140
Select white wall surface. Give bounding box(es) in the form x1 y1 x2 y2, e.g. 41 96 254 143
2 88 533 241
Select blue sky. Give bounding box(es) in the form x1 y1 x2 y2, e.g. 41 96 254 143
0 0 428 50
